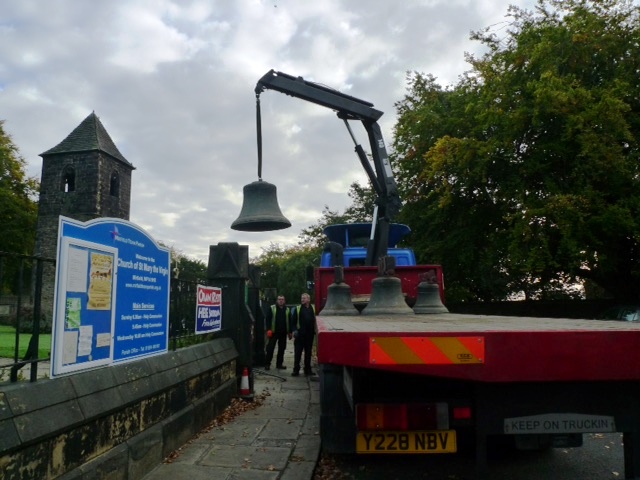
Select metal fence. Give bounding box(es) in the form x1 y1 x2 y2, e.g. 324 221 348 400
0 251 226 383
168 277 232 350
0 252 53 382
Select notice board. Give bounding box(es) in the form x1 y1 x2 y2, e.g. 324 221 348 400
51 216 171 377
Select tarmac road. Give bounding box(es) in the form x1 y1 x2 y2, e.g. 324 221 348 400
318 433 625 480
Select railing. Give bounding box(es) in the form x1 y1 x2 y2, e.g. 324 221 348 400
0 251 227 383
0 252 54 382
168 277 232 350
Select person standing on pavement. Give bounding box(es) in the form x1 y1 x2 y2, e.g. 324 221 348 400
290 292 317 377
264 295 292 370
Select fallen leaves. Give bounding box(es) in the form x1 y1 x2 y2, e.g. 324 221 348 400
204 390 270 432
313 453 352 480
163 389 270 463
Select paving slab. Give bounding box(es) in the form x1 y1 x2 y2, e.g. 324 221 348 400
141 462 233 480
140 343 321 480
196 417 267 445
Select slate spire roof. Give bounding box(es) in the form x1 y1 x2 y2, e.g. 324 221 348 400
40 112 134 168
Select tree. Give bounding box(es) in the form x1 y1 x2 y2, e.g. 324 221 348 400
343 180 377 221
174 253 207 282
298 182 377 248
393 0 640 302
254 242 320 303
0 121 39 256
298 205 352 250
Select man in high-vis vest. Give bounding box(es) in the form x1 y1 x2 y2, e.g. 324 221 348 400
264 295 291 370
290 292 317 377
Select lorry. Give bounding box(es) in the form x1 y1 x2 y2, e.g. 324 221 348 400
251 70 640 479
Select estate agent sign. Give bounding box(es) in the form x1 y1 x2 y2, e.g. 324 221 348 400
195 285 222 334
51 216 171 377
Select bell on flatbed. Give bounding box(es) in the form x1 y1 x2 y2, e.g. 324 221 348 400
321 282 360 316
231 180 291 231
413 281 449 314
362 276 414 316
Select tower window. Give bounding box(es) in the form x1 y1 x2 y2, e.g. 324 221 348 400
62 167 75 192
110 171 119 197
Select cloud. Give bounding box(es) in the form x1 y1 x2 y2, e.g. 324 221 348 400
0 0 535 263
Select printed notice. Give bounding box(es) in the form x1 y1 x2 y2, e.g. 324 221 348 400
88 252 114 310
63 330 79 365
96 333 111 348
67 246 89 293
78 325 93 357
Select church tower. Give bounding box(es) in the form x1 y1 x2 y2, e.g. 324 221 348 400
35 112 135 319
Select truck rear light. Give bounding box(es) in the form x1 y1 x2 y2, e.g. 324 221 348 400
356 403 449 431
453 406 472 420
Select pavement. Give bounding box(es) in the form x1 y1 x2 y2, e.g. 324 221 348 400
141 342 322 480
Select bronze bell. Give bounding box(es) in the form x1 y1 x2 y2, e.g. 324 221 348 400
319 267 359 316
321 283 360 316
231 180 291 231
413 281 449 314
361 276 414 316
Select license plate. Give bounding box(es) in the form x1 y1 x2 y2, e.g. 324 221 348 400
356 430 457 454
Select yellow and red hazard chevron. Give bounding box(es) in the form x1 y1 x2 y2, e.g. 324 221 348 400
369 336 484 365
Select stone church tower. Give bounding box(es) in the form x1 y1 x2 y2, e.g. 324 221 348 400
35 112 135 319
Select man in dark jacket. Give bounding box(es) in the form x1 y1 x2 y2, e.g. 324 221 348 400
264 295 291 370
290 292 317 376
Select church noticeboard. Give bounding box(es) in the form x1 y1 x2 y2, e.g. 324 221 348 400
51 216 171 377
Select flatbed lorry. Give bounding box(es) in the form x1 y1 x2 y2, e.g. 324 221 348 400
316 308 640 478
241 70 640 478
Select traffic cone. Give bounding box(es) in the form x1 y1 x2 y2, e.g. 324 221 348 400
240 367 251 396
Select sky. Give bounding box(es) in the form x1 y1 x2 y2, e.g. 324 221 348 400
0 0 536 264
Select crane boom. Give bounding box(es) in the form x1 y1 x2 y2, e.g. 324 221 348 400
255 70 402 265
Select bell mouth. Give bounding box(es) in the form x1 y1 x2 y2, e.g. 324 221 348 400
231 180 292 232
231 217 291 232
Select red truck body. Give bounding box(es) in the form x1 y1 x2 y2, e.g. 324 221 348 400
314 267 640 479
314 265 445 312
317 313 640 383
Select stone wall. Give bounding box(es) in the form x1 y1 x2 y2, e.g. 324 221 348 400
0 338 238 480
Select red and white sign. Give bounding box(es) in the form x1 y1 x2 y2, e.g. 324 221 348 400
195 285 222 334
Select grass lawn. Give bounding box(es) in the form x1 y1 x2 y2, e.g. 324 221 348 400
0 325 51 360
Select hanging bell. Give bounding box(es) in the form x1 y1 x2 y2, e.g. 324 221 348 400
231 180 291 231
413 281 449 314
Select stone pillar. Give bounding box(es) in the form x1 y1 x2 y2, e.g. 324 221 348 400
207 243 252 376
248 264 266 366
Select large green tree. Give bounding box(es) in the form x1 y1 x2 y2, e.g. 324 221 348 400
0 121 38 255
255 242 319 303
393 0 640 302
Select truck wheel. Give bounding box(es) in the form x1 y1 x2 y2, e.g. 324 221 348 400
319 364 356 453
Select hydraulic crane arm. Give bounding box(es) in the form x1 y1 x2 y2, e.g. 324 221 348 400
255 69 402 265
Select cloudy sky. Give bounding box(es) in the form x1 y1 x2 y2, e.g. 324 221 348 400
1 0 535 263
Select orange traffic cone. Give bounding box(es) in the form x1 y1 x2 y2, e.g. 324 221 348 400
240 367 251 396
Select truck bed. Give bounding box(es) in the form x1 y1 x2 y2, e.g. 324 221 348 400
317 313 640 383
